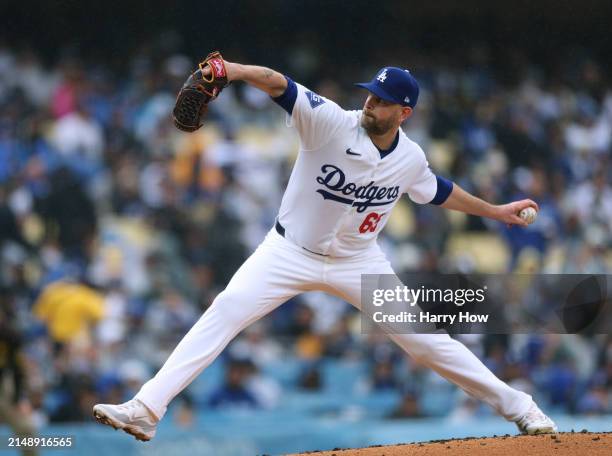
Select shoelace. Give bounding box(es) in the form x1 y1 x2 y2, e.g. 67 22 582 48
519 406 548 425
117 400 156 422
117 401 140 414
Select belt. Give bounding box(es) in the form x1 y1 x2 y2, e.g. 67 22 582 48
275 220 329 257
275 220 286 237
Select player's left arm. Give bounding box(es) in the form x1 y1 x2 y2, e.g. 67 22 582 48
224 62 287 97
439 183 538 227
224 60 345 150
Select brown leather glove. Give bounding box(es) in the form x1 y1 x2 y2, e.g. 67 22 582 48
172 51 229 132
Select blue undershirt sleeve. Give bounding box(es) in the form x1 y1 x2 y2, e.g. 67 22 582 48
271 76 298 115
430 175 454 205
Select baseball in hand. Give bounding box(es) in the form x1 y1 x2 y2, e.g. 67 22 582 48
519 207 537 224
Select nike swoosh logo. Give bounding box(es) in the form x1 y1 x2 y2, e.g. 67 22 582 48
346 148 361 156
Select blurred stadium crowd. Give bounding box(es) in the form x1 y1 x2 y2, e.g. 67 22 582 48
0 39 611 438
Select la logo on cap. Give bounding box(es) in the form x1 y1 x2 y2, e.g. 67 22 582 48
376 69 388 83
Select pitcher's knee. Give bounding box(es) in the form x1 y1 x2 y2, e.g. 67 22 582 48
395 333 450 363
208 289 261 327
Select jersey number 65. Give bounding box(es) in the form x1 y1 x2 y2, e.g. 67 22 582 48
359 212 383 234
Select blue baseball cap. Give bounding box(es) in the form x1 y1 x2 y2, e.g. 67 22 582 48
355 67 419 108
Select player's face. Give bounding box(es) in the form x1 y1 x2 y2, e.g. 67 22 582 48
361 94 410 135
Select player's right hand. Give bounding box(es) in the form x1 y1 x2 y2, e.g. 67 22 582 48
495 199 539 227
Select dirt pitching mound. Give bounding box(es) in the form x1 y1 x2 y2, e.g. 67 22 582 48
291 431 611 456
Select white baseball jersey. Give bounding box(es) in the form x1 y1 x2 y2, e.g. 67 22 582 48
275 80 441 257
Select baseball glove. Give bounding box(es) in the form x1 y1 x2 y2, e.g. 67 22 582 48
172 51 229 132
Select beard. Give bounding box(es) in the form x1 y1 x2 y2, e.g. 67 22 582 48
360 112 396 136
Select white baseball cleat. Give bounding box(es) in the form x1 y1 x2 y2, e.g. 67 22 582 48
514 402 558 435
93 399 158 441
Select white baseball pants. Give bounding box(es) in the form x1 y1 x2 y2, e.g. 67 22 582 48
135 229 532 421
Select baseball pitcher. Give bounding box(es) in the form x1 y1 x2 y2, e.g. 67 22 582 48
93 53 557 441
